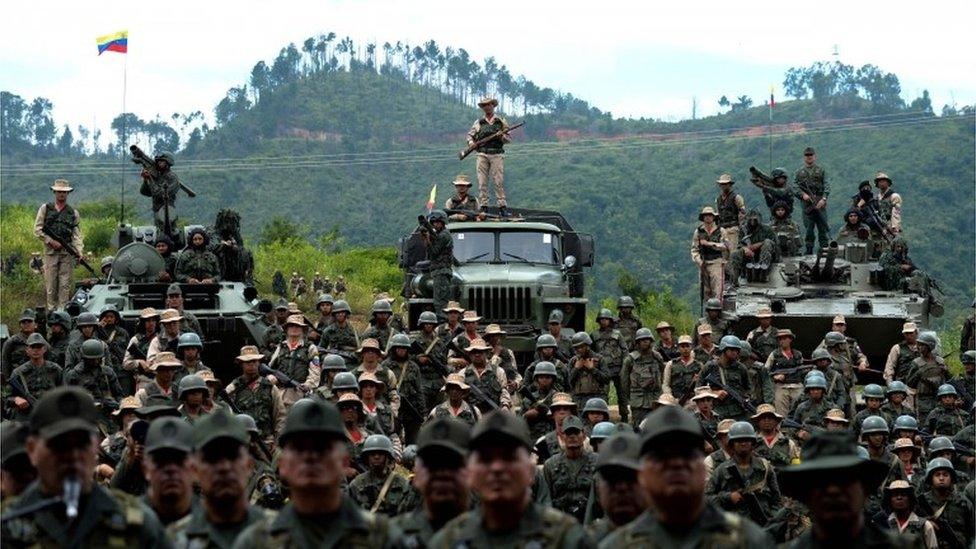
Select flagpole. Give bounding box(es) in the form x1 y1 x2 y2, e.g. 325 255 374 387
120 50 128 225
768 86 773 172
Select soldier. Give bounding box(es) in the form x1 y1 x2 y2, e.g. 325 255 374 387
705 421 780 526
174 332 210 385
703 418 736 476
691 206 727 301
906 332 950 419
288 272 301 295
581 398 611 434
850 384 891 438
33 179 83 311
879 239 941 306
691 387 722 454
141 417 196 526
859 416 894 465
889 437 925 485
45 310 72 367
835 208 872 247
525 334 571 393
436 301 465 341
176 228 220 284
601 406 772 548
823 408 851 431
267 314 320 408
591 308 629 421
135 352 181 407
147 308 183 364
792 371 835 441
542 415 596 523
96 306 130 390
0 421 36 498
210 209 254 285
354 338 400 413
359 373 400 450
312 293 335 337
546 309 576 360
883 382 916 420
924 384 968 437
460 338 511 412
165 283 204 336
362 299 398 351
122 308 160 391
740 340 774 407
5 333 62 422
428 373 481 427
176 374 210 424
778 430 910 547
293 276 308 298
349 434 412 516
410 311 452 406
823 315 869 370
793 146 831 254
383 333 427 443
337 393 376 474
614 296 643 350
445 174 484 221
466 96 512 216
693 298 734 346
154 237 177 282
867 171 903 235
746 307 779 363
751 404 799 468
568 332 610 410
312 272 324 293
320 299 360 365
587 432 648 538
882 480 937 548
422 210 454 321
136 150 187 240
662 334 703 405
485 324 520 395
225 346 286 452
653 321 680 360
64 312 105 368
430 410 590 547
10 393 165 543
766 328 806 416
728 210 776 287
522 362 560 440
917 457 974 548
236 399 399 547
621 327 665 425
533 392 580 463
769 200 803 258
702 335 753 420
236 414 282 510
952 351 975 410
63 339 124 431
714 173 746 251
885 322 921 386
755 168 796 217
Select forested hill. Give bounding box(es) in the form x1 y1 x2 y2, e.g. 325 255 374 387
2 39 974 325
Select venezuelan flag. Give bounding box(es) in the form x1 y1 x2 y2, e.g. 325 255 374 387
425 184 437 212
96 30 128 55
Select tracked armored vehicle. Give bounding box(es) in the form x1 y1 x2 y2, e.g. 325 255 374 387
397 207 594 360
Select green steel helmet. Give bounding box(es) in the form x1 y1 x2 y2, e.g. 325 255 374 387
705 298 722 311
99 304 119 319
548 309 564 324
535 334 558 349
100 256 114 270
771 168 788 179
571 332 592 347
236 414 260 435
893 415 918 432
925 457 956 482
862 384 885 399
76 312 98 327
727 421 758 443
316 293 335 306
331 300 351 314
371 299 393 315
634 328 654 342
928 436 955 454
389 333 411 349
49 310 72 329
533 361 558 378
590 421 617 441
582 398 610 415
804 370 827 390
860 416 890 437
810 348 831 361
428 210 448 222
81 339 104 359
331 372 359 391
597 308 614 321
322 354 348 371
917 331 938 349
886 381 909 395
418 311 438 325
937 384 958 398
401 444 418 467
178 375 208 399
177 332 203 349
738 340 754 357
962 350 976 365
154 151 176 166
362 434 394 458
717 335 742 352
824 332 846 346
617 296 635 309
26 333 48 347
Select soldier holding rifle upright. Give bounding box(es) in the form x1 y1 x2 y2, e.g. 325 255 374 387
466 96 512 217
793 147 830 254
34 179 83 311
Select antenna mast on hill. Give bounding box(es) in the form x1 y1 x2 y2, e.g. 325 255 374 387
832 45 840 59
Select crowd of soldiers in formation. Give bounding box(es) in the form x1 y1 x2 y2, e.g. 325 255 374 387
285 272 347 300
1 283 974 548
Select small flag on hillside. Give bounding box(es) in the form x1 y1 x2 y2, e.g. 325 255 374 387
769 85 775 108
96 30 128 55
425 184 437 212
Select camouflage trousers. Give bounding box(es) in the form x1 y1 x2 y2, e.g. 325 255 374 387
610 373 629 422
802 210 830 253
432 269 453 323
476 153 506 207
699 260 725 301
728 239 774 284
42 251 75 310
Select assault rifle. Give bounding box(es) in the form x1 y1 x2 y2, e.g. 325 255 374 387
728 461 769 525
441 340 501 411
258 363 310 394
130 145 197 197
705 373 804 430
6 374 37 417
40 226 96 276
216 389 276 464
459 121 524 160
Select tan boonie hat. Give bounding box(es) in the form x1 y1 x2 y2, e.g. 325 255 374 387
151 351 182 371
717 419 736 434
756 307 773 319
461 310 481 323
375 292 395 303
443 301 465 313
697 324 713 336
236 345 264 362
140 307 160 320
655 321 674 331
873 171 892 183
892 438 918 453
750 403 784 421
50 179 74 192
698 206 717 220
287 302 302 314
465 338 491 352
832 315 846 325
483 324 506 337
356 338 385 355
550 392 577 409
716 173 735 185
284 314 307 327
159 308 183 323
477 95 498 107
336 392 364 411
902 322 918 333
824 408 849 424
358 371 386 390
453 174 472 186
678 334 693 345
776 329 795 339
443 373 470 391
655 394 678 407
691 386 719 401
198 370 218 383
112 395 142 416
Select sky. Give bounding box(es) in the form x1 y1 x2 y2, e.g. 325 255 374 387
2 0 974 146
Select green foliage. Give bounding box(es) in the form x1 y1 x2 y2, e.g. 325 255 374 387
258 216 307 246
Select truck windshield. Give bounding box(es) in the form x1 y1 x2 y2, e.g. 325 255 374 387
452 231 494 263
499 231 559 264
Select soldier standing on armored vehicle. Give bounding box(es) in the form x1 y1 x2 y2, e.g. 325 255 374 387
793 146 830 254
751 167 796 218
134 149 193 243
691 207 727 302
715 173 746 251
34 179 83 311
466 96 512 217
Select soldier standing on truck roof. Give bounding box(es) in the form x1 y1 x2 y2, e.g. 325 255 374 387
34 179 83 311
424 210 454 323
467 96 511 218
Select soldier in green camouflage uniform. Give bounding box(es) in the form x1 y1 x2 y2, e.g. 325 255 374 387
591 309 629 422
320 299 361 365
97 305 132 394
225 346 286 451
661 334 704 405
702 336 753 421
907 332 950 420
348 434 412 516
924 384 968 437
45 310 71 367
793 146 831 254
410 311 451 413
134 352 180 407
753 168 796 218
620 327 665 426
164 284 204 337
524 334 571 393
175 228 220 284
546 309 577 363
424 210 455 321
587 432 648 539
532 393 579 463
427 374 481 427
63 339 124 433
521 362 560 440
542 415 597 523
740 340 774 408
693 299 734 346
444 174 483 221
727 210 777 287
614 296 643 350
568 332 611 411
746 307 779 363
64 312 107 372
362 299 398 351
5 333 62 422
917 458 975 548
237 414 284 510
382 333 426 443
751 404 800 468
705 421 781 526
460 338 511 413
791 371 836 442
691 388 723 454
881 381 916 420
769 200 803 257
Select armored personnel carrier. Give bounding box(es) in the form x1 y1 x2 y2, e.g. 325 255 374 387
397 207 594 361
727 240 942 371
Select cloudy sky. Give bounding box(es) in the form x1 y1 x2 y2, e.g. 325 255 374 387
2 0 974 143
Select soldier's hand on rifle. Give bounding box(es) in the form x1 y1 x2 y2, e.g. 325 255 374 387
267 375 279 386
801 193 811 202
716 389 728 400
774 374 786 382
96 464 115 481
13 396 29 410
729 491 743 504
48 240 63 250
816 198 826 210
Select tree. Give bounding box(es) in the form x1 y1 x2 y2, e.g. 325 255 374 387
718 95 731 108
26 97 56 148
731 95 753 112
0 91 28 144
56 125 74 155
110 113 145 149
259 216 307 246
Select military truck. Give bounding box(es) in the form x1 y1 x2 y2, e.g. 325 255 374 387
727 239 942 375
397 207 594 360
74 223 266 383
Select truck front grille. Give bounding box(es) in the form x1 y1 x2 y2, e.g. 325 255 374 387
467 286 532 323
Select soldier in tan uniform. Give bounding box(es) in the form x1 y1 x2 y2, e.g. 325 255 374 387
715 173 746 251
691 207 727 301
34 179 83 310
466 96 511 216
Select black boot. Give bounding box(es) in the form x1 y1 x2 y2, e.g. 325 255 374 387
499 206 508 218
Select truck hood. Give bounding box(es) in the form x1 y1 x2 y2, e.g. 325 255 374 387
455 263 562 285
